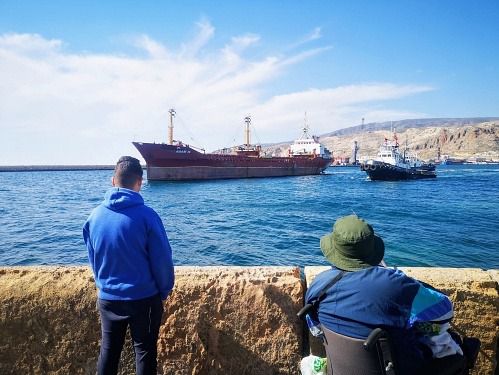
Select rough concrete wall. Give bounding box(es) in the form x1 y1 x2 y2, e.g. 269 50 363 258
1 266 497 374
304 266 499 375
0 266 304 375
0 267 99 375
156 266 304 375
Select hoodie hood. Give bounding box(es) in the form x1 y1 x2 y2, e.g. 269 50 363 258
103 187 144 211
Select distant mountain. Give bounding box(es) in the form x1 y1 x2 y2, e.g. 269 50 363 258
321 117 499 137
261 118 499 162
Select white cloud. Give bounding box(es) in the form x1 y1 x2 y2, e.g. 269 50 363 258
246 84 432 141
0 25 433 165
180 19 215 58
0 33 62 54
286 27 324 51
307 27 322 42
280 46 333 67
132 34 170 59
229 34 260 51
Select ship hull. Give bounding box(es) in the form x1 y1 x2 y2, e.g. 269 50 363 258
133 142 330 181
360 161 436 181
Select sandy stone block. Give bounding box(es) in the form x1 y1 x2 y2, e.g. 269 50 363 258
487 270 499 286
156 266 304 375
0 266 304 375
303 266 498 375
303 266 330 287
0 266 99 375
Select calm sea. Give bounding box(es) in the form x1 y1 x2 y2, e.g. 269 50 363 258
0 165 498 269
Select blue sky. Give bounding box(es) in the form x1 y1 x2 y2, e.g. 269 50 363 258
0 0 498 164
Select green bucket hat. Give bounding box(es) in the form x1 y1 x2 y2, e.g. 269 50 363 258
320 215 385 271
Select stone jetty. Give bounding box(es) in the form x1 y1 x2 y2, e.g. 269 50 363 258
0 165 115 172
0 266 497 374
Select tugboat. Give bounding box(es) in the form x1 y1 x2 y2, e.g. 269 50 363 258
360 132 436 180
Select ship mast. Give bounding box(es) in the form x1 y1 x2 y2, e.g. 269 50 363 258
168 108 176 145
302 112 310 138
244 116 251 146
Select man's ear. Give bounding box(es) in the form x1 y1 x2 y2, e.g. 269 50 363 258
111 176 116 187
134 177 143 192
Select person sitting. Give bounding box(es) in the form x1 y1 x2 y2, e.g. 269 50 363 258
305 215 479 375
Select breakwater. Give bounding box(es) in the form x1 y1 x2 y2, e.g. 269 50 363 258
0 266 497 375
0 165 115 172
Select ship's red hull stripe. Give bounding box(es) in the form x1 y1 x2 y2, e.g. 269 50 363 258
133 142 330 180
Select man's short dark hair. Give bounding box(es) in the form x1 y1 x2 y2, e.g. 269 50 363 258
114 156 143 189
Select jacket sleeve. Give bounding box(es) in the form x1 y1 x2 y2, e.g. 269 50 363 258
407 280 462 357
304 282 321 329
148 213 175 300
82 221 97 279
408 280 454 330
304 270 333 324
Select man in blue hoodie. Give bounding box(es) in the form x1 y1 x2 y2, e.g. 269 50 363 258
83 156 174 375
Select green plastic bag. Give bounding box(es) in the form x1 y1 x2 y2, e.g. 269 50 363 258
300 355 327 375
313 357 327 373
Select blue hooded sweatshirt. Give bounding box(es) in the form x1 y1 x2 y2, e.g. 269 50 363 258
83 187 174 301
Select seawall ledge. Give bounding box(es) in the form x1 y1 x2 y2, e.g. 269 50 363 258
0 266 497 374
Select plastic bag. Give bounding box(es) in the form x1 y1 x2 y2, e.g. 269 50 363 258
300 355 327 375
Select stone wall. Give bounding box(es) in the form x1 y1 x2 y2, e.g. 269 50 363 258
0 266 304 375
0 266 497 374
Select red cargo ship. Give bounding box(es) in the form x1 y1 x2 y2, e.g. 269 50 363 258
133 109 331 181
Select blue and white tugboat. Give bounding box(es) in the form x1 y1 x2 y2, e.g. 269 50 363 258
360 133 436 180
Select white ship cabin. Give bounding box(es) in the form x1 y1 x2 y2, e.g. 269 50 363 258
234 144 261 157
289 119 331 158
377 138 423 168
290 136 329 157
377 139 403 165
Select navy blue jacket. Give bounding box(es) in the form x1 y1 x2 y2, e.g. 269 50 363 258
305 266 454 374
83 188 174 301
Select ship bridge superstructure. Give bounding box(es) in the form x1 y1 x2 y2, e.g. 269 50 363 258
289 115 331 159
377 136 423 169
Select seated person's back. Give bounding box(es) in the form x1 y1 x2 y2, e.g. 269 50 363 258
305 215 468 375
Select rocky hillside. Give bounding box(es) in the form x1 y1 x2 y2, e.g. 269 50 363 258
264 118 499 162
323 117 499 137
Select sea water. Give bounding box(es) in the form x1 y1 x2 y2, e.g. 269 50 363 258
0 165 498 268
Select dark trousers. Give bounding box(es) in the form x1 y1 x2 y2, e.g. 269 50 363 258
97 294 164 375
419 332 480 375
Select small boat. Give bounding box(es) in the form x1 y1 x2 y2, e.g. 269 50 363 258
133 110 332 181
360 133 436 180
440 156 465 165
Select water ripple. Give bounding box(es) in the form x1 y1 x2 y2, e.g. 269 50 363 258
0 165 498 268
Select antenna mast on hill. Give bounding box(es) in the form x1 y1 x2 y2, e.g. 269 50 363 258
352 140 359 165
168 108 176 145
